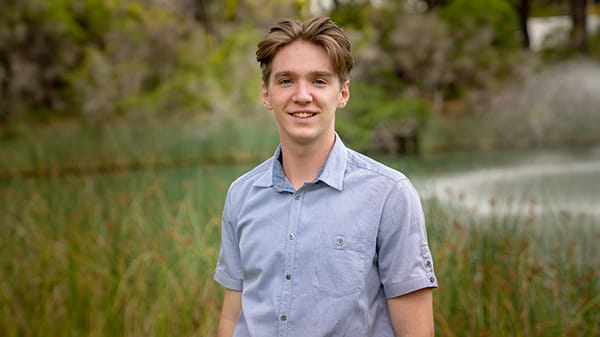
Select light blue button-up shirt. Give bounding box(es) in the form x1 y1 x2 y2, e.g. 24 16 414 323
214 134 437 337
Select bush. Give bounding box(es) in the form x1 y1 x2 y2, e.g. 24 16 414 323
438 0 522 99
0 0 265 128
337 81 431 153
344 1 526 153
352 0 525 116
0 0 87 122
355 11 452 99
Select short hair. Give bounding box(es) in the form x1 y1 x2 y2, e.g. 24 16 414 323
256 16 354 85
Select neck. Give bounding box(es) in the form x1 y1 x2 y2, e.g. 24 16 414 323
280 134 335 190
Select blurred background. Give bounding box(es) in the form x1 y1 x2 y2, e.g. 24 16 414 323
1 0 599 336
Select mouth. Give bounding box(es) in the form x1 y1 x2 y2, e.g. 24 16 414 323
289 111 317 118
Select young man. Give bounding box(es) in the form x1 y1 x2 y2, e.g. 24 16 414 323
214 16 437 337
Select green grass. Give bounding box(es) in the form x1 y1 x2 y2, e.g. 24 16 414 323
1 123 599 336
426 198 600 336
0 119 279 178
0 165 253 336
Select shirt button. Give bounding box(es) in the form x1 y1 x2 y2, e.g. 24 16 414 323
430 276 436 283
285 274 291 280
289 233 296 240
294 194 300 200
426 260 432 267
280 315 287 321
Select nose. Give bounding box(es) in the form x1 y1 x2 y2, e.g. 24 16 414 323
292 81 313 104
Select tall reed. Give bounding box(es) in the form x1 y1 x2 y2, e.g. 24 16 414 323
427 197 600 337
0 167 244 336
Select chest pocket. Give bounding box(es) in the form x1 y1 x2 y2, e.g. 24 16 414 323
313 233 371 297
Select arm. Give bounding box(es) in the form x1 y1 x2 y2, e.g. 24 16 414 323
387 288 434 337
217 289 242 337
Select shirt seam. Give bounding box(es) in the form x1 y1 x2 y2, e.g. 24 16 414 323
232 158 273 187
384 275 438 298
345 152 408 184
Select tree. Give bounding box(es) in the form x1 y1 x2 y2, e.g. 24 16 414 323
506 0 532 49
570 0 588 52
423 0 452 11
517 0 531 48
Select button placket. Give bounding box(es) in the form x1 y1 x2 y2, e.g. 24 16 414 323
278 190 304 335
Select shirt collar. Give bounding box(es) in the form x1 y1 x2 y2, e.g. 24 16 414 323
253 133 348 191
317 133 347 191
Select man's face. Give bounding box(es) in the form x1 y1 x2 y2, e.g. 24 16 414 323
262 40 349 147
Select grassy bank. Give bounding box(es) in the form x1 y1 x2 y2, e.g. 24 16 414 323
0 120 279 178
1 164 599 336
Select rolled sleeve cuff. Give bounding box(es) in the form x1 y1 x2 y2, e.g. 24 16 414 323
383 275 438 299
214 270 243 291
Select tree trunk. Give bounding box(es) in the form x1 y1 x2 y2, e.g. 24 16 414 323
518 0 531 48
424 0 451 11
424 0 435 11
195 0 215 34
570 0 588 52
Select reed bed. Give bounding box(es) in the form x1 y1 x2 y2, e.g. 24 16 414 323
1 169 232 336
426 197 599 337
0 121 279 178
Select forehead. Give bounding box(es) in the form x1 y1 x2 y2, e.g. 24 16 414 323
270 40 335 77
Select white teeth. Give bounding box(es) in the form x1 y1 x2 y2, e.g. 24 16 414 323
292 112 313 118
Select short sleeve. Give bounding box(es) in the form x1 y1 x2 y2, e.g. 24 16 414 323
377 179 437 298
213 186 244 291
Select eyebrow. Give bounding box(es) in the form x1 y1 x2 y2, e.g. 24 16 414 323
272 70 335 79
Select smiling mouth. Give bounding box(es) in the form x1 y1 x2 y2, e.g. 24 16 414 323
290 112 317 118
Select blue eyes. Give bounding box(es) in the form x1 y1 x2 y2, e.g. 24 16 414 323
278 79 327 86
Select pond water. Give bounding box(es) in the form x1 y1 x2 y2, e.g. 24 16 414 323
400 146 600 219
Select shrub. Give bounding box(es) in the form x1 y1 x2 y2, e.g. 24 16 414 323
438 0 522 98
0 0 265 128
352 0 525 116
337 81 431 153
0 0 87 122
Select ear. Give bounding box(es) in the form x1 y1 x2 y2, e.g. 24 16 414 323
261 81 273 110
337 80 350 109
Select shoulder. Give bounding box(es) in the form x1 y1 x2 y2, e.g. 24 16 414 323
222 156 273 221
228 156 273 193
345 148 408 184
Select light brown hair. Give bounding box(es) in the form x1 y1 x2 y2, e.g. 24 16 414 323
256 16 354 85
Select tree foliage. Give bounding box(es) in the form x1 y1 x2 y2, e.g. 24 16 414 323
337 81 430 153
439 0 522 94
0 0 88 122
0 0 266 127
